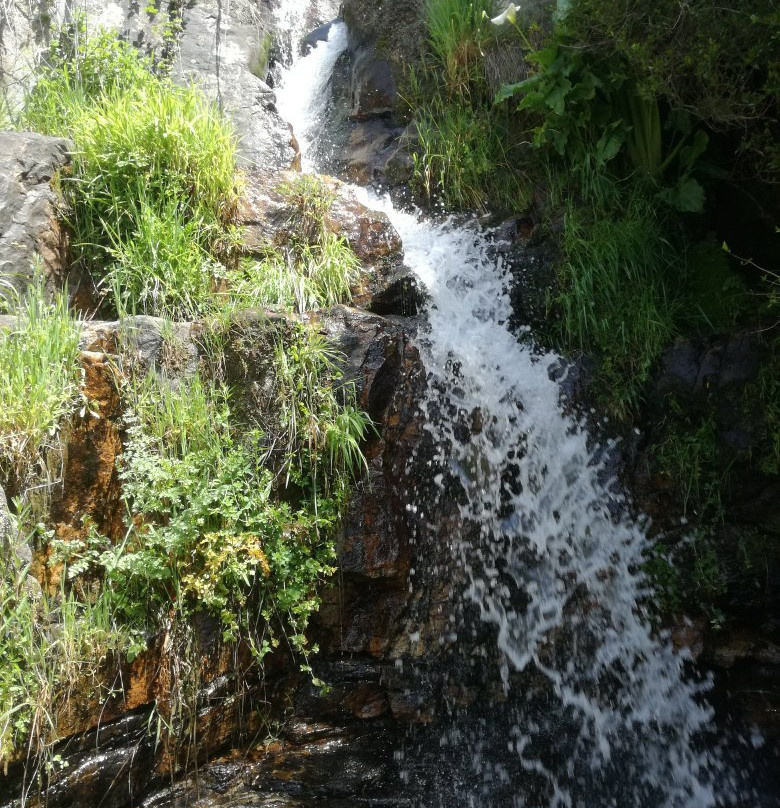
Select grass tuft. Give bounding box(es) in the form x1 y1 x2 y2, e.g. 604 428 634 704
0 277 81 492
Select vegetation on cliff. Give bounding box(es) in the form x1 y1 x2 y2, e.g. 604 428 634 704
0 24 371 783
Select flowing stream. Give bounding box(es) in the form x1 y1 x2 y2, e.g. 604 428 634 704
273 13 744 808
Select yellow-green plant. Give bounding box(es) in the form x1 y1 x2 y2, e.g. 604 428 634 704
0 277 81 491
23 24 240 318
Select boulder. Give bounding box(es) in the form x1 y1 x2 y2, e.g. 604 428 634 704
349 47 396 120
237 169 409 309
0 131 71 301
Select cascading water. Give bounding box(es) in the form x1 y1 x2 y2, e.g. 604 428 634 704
273 16 750 808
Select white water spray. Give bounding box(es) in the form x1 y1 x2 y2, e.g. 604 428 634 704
275 21 348 172
274 17 734 808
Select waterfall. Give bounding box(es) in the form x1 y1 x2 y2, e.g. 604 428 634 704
273 18 740 808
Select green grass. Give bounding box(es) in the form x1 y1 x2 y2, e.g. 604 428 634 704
412 93 529 211
234 237 359 314
106 196 223 318
0 538 125 770
232 175 361 313
0 277 81 492
552 187 680 417
425 0 495 95
22 26 239 319
406 0 534 213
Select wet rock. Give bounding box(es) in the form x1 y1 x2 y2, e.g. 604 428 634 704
312 308 458 662
301 20 337 55
333 118 409 185
350 48 395 120
707 628 780 670
670 617 706 660
318 42 413 188
238 170 406 308
368 271 425 317
341 0 426 113
497 217 560 334
326 181 402 263
47 345 126 577
247 725 400 799
382 135 416 188
0 131 71 300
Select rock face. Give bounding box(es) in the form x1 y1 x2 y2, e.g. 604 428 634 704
172 0 300 172
0 131 71 300
0 296 435 806
340 0 425 101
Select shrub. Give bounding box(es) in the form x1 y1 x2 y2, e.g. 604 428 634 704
99 320 370 658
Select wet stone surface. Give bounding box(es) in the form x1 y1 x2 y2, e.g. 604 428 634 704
140 721 411 808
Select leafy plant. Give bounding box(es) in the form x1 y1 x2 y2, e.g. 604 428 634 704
495 38 709 212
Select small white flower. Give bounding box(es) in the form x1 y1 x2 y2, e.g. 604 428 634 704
490 3 518 25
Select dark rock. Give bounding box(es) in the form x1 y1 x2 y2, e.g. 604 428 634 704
383 135 416 187
350 48 395 120
341 0 426 113
333 118 408 185
496 217 559 334
649 332 764 410
368 271 425 317
0 131 71 301
301 19 338 55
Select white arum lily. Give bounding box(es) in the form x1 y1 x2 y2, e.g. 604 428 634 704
490 3 518 25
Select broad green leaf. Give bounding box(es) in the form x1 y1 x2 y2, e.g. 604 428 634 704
659 176 705 213
545 79 572 115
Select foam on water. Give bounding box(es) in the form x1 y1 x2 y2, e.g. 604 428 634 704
274 8 346 171
274 18 735 807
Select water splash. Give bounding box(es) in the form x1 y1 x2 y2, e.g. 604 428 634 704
275 17 735 808
275 20 348 172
